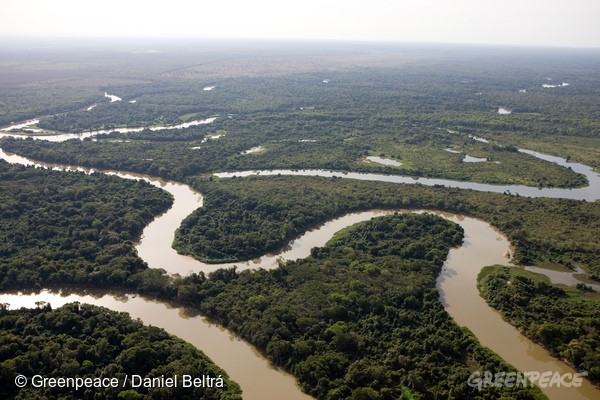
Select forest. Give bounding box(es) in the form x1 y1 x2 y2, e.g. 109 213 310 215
0 161 552 399
3 113 587 189
173 175 600 275
479 266 600 385
0 302 241 400
4 48 600 188
0 160 172 290
1 42 599 400
171 213 544 400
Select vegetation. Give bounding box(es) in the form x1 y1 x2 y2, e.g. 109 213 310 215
2 109 588 188
171 214 544 399
2 41 599 400
0 162 550 399
0 302 241 400
479 266 600 385
95 124 214 142
173 175 600 275
0 160 172 290
6 48 600 187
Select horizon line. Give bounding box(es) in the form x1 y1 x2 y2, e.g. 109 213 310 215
1 36 600 51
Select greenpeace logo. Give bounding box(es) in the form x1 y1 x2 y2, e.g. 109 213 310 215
467 370 588 390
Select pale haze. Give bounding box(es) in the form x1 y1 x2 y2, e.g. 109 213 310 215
2 0 600 47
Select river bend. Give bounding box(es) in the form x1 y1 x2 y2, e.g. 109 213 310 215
0 126 599 399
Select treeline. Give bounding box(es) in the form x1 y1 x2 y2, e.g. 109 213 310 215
171 214 544 399
479 266 600 385
0 160 173 290
0 302 241 400
173 175 600 275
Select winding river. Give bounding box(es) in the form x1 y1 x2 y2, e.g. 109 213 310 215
214 151 600 201
0 122 599 399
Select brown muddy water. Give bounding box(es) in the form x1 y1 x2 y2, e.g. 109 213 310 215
1 147 599 399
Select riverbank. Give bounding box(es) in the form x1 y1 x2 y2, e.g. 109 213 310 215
0 124 596 398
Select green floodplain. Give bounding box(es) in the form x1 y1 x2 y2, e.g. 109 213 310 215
0 39 599 399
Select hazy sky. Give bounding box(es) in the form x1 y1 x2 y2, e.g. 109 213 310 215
2 0 600 47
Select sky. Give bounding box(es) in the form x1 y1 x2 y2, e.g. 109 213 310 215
2 0 600 48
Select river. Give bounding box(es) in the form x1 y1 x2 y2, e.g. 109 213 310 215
0 124 599 399
213 156 600 201
0 289 315 400
0 117 216 142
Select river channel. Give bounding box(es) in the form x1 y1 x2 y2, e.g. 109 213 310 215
0 123 599 399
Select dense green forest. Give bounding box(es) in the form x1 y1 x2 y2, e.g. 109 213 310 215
173 175 600 275
0 302 241 400
479 266 600 385
0 160 172 290
0 162 550 399
170 214 544 399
